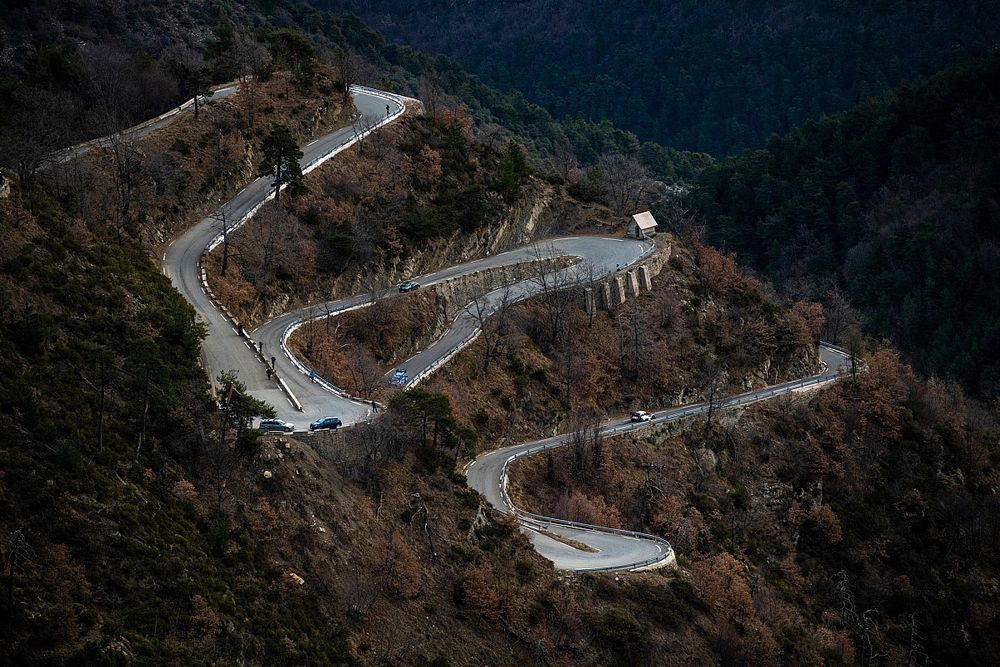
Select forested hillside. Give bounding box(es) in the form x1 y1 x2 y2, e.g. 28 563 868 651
0 2 726 662
0 0 707 185
687 55 1000 398
0 192 363 663
310 0 1000 155
511 348 1000 664
1 1 997 664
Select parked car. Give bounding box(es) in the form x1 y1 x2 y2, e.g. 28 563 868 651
389 368 409 387
630 410 653 423
258 418 295 433
398 280 420 292
309 416 343 431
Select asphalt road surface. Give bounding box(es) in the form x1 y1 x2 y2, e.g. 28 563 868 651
465 344 850 571
251 236 653 427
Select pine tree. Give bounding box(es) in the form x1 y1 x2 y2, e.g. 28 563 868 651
258 124 304 203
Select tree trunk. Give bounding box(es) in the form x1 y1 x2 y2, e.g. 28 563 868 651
136 366 150 457
273 162 283 203
97 356 106 451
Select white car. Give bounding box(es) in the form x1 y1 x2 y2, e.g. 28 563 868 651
630 411 653 423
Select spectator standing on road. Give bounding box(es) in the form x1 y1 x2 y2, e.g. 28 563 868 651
309 370 317 383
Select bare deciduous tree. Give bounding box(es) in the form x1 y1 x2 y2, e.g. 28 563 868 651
418 72 443 118
3 88 73 185
361 275 391 332
472 122 504 151
234 33 272 130
212 204 236 277
823 284 858 346
351 112 379 157
237 204 300 310
615 307 652 382
4 528 36 614
163 43 210 119
464 283 516 374
699 359 725 434
345 347 384 398
597 152 662 216
552 141 578 182
104 127 143 242
336 47 358 93
568 411 605 478
527 243 578 351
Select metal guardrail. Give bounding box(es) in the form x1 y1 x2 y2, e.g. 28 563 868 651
494 433 676 572
514 510 674 572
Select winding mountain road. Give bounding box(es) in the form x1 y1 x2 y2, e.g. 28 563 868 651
465 344 849 571
163 85 408 421
252 236 652 426
67 82 851 573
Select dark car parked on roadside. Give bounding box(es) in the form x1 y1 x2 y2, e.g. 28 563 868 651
258 418 295 433
309 416 343 431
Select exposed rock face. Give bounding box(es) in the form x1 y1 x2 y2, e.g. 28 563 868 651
323 180 557 304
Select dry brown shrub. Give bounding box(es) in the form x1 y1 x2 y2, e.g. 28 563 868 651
42 544 93 642
552 489 622 529
367 530 423 599
691 552 754 623
189 594 222 645
459 565 501 623
173 479 199 503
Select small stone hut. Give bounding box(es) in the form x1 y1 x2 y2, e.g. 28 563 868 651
629 211 657 239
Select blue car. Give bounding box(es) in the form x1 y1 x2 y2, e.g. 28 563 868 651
309 416 343 431
398 280 420 292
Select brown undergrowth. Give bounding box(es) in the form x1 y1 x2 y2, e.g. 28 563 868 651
50 65 350 253
507 349 1000 664
202 424 723 666
423 234 823 448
